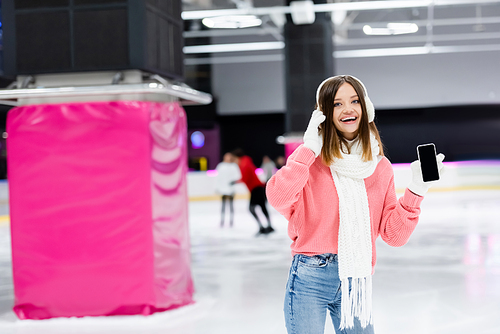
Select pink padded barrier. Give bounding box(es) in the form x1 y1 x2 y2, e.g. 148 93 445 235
6 101 193 319
285 141 302 160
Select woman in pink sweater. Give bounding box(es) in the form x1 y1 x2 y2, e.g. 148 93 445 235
266 75 444 334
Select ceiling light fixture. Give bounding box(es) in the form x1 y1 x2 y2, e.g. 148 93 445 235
202 15 262 29
363 22 419 35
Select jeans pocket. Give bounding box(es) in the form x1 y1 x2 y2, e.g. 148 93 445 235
297 254 328 268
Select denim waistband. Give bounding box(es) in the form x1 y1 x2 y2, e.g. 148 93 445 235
297 253 338 262
316 253 337 262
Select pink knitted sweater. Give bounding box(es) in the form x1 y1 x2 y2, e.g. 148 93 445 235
266 145 424 271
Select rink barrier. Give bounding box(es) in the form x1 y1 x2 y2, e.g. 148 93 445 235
1 184 500 227
1 159 500 228
6 101 195 319
187 160 500 200
188 185 500 202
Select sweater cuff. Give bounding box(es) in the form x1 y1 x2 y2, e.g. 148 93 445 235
293 144 316 166
402 188 424 207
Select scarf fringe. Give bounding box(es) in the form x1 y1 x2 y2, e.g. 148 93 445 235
339 276 373 330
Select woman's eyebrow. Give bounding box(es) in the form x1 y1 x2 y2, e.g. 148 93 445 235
334 94 359 101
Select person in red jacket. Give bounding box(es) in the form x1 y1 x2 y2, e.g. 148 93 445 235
231 148 274 236
266 75 445 334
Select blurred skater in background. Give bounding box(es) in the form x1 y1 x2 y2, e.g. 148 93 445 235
232 148 274 236
266 75 445 334
260 155 277 182
215 152 241 228
275 156 286 169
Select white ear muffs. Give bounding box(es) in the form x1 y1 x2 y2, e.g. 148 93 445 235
364 96 375 123
316 75 375 123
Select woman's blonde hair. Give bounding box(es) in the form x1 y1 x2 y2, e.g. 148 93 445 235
316 75 384 165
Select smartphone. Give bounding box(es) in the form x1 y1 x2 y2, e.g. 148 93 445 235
417 143 440 182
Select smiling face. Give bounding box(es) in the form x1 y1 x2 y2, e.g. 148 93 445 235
332 82 362 140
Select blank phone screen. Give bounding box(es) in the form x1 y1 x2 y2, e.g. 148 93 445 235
418 144 440 182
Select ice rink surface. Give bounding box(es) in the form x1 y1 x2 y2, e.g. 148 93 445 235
1 171 500 334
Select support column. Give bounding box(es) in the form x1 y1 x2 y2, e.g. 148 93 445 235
284 0 334 135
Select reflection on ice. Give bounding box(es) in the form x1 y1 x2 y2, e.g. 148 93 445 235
464 234 483 266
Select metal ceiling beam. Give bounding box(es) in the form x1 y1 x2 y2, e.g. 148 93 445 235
333 43 500 58
183 42 500 64
335 31 500 46
183 16 500 38
182 0 500 20
183 27 281 38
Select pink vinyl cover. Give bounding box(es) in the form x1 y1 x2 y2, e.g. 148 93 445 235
6 101 193 319
285 142 302 160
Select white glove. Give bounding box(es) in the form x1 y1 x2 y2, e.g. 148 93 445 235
303 110 326 157
408 153 445 196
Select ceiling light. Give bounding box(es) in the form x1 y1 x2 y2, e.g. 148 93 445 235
363 22 419 35
202 15 262 29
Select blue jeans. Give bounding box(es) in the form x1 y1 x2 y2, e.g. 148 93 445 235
284 254 375 334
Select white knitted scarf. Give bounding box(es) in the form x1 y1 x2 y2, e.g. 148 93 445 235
330 132 380 329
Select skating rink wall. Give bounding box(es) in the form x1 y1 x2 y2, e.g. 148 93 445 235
187 160 500 201
2 159 499 206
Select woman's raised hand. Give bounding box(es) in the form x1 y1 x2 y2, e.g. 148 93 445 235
303 110 326 157
408 153 445 196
